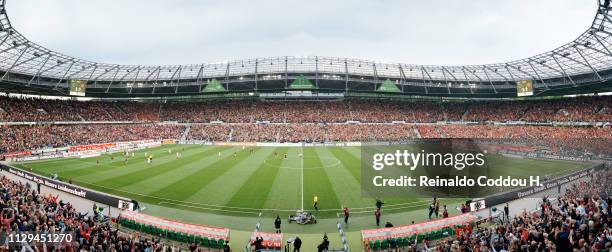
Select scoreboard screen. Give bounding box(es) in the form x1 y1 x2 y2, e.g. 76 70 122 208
516 80 534 97
69 80 86 96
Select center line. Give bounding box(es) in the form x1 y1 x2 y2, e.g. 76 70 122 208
300 146 304 212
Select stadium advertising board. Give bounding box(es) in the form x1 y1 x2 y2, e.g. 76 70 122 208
516 80 534 97
179 140 214 145
216 142 257 147
14 154 63 162
2 151 32 158
162 139 177 145
482 162 604 206
69 143 116 152
0 165 134 210
68 140 159 153
250 232 282 249
69 80 87 96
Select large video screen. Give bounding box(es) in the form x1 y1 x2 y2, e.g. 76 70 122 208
69 80 87 96
516 80 534 97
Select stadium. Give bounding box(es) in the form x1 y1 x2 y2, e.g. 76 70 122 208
0 0 610 251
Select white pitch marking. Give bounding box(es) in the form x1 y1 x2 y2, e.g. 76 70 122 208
300 147 304 212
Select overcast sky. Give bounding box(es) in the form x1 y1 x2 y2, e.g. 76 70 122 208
6 0 596 66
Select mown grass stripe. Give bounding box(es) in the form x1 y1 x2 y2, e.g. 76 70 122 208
182 147 276 206
70 145 200 179
120 147 239 195
75 145 202 182
25 152 135 175
315 147 372 209
92 146 222 188
328 147 361 182
225 147 282 209
149 147 260 201
261 148 301 213
328 146 424 210
25 145 179 179
303 147 341 211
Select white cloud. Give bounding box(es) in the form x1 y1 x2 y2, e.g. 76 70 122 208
6 0 595 66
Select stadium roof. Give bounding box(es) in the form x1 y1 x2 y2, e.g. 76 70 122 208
0 0 611 98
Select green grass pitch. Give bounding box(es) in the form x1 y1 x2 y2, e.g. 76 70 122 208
14 144 592 250
16 144 588 220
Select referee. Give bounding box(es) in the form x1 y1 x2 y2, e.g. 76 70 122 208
313 195 319 211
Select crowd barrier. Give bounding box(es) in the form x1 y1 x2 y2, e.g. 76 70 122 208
482 162 605 206
0 164 135 210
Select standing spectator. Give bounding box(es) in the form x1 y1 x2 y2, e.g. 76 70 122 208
188 242 198 252
434 202 440 218
375 199 384 210
343 207 350 225
293 237 302 252
442 205 449 218
428 203 435 220
504 203 509 222
0 208 14 230
317 234 329 252
254 236 264 251
460 203 468 213
274 215 282 234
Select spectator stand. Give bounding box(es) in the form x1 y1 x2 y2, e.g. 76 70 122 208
119 210 229 250
360 213 476 251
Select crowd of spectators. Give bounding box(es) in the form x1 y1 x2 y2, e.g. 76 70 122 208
187 125 231 142
278 124 327 142
1 123 610 156
187 124 419 143
0 95 611 156
0 125 184 154
521 97 612 123
1 96 610 123
417 125 612 140
326 124 418 142
0 95 611 251
418 125 612 156
0 175 180 251
462 101 530 122
429 168 611 251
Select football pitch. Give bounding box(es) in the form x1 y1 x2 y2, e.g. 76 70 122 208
13 144 593 250
17 144 589 220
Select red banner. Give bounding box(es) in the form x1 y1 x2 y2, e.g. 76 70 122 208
250 232 283 249
69 143 116 152
3 151 32 158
